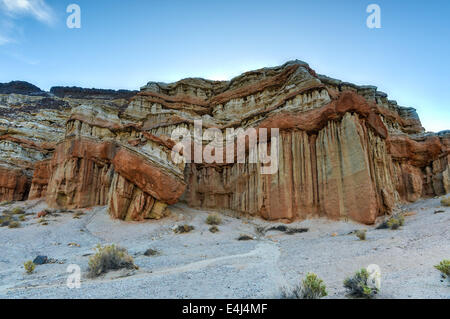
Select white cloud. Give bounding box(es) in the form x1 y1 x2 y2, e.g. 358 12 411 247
0 0 54 24
0 34 11 45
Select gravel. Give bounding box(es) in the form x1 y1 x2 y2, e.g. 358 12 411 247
0 197 448 299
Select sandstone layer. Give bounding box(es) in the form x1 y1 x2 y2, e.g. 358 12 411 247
0 60 448 224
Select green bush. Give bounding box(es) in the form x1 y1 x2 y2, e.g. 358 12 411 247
386 214 405 230
144 248 160 257
209 226 219 233
344 268 378 298
441 197 450 207
87 244 136 278
8 221 20 228
356 230 367 240
173 225 195 234
24 261 35 274
12 207 24 215
0 201 13 206
301 273 328 299
205 213 222 225
434 259 450 279
281 273 328 299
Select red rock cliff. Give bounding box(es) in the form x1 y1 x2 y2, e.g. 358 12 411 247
0 61 448 224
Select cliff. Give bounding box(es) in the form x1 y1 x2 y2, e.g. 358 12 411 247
0 61 448 224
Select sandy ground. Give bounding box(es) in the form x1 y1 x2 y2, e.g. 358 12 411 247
0 197 449 299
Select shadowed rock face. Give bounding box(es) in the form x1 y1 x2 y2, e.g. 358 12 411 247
50 87 138 100
0 60 448 224
0 81 44 95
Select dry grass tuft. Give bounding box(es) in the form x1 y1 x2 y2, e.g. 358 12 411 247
205 213 222 225
87 244 136 278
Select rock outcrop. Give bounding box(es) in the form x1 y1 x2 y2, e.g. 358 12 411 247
0 61 448 224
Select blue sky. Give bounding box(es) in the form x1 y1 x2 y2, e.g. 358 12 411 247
0 0 448 132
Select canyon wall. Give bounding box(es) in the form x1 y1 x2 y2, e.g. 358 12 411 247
0 61 448 224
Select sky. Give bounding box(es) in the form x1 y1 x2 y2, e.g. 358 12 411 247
0 0 449 132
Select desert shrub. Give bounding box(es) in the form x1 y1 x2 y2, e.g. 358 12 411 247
344 268 378 298
205 213 222 225
173 225 195 234
144 248 160 257
0 215 12 227
8 221 20 228
434 259 450 279
265 225 309 235
73 211 85 219
24 261 35 274
19 215 26 221
281 273 327 299
12 207 24 215
441 197 450 207
386 214 405 230
356 230 367 240
209 226 219 233
0 201 13 206
237 234 254 241
87 244 136 278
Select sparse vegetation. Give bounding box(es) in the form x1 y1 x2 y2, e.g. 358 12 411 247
441 197 450 207
377 213 405 230
260 225 309 236
144 248 160 257
8 221 20 228
205 213 222 225
173 224 195 234
434 259 450 279
24 261 35 274
19 215 26 221
0 215 10 226
356 230 367 240
0 201 13 206
73 211 85 219
87 244 136 278
344 268 378 298
11 207 24 215
281 273 328 299
237 234 254 241
209 226 219 233
387 214 405 230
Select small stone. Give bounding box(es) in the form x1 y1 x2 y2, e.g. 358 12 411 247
33 255 48 265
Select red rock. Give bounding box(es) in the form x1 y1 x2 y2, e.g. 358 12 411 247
1 61 448 225
0 167 29 202
111 148 186 205
29 160 52 200
37 211 48 218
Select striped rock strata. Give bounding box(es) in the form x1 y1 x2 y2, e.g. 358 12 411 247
0 61 448 224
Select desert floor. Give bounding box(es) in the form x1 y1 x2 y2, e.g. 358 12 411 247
0 197 449 299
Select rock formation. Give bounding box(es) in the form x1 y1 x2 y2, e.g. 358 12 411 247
0 61 448 224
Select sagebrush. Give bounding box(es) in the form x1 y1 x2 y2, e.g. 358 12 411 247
441 197 450 207
434 259 450 279
356 230 366 240
24 261 35 274
8 221 20 228
205 213 222 225
12 207 24 215
281 273 328 299
344 268 378 298
87 244 136 278
387 214 405 230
